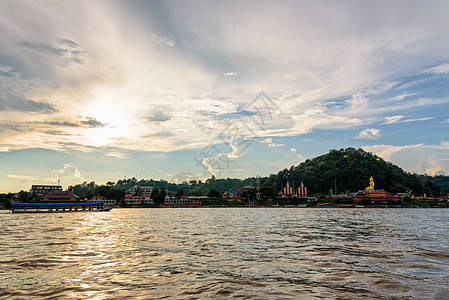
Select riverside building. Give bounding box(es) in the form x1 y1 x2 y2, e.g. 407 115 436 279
31 185 63 198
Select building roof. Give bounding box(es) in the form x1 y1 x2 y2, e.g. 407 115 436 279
32 185 62 188
43 190 79 199
125 193 151 197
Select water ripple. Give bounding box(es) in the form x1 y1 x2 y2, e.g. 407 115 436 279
0 208 448 299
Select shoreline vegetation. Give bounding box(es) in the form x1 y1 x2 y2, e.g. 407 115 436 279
2 148 449 210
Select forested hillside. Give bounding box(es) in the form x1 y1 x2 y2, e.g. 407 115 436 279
417 175 449 194
70 148 445 200
260 148 442 197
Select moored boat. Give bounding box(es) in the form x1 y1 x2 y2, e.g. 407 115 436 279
10 202 109 213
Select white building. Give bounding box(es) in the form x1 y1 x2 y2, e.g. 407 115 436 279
164 196 204 207
31 185 63 197
129 185 154 194
86 196 117 207
124 193 154 205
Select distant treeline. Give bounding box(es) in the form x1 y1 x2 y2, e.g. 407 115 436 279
2 148 447 208
72 176 259 202
71 148 447 200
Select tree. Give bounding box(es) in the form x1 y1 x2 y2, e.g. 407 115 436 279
18 190 31 202
0 193 12 208
241 189 256 202
207 189 221 199
191 189 202 196
109 189 126 202
152 188 166 205
206 175 216 183
362 197 372 206
175 190 186 198
83 190 94 200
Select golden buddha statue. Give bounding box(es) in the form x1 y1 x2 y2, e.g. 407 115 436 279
366 176 375 190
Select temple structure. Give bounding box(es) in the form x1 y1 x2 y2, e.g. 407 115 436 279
280 181 308 198
365 176 375 190
298 182 307 198
352 176 400 204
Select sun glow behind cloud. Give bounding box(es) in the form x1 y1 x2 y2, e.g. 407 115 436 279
82 92 134 147
1 0 449 192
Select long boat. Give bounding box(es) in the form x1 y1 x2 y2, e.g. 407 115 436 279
10 202 112 213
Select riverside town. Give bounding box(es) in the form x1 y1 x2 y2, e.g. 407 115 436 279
2 148 449 211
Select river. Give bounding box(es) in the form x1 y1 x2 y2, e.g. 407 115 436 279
1 208 448 299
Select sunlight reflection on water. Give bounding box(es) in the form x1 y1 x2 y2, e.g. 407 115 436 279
0 208 448 299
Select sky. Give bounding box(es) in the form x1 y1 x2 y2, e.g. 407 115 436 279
1 0 449 192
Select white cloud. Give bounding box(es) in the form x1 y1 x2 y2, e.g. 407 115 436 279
260 138 284 148
222 72 239 76
425 168 448 176
422 63 449 74
267 143 284 148
383 115 404 124
1 0 449 177
382 115 433 125
387 93 419 102
425 156 449 176
51 164 86 188
363 144 424 161
6 174 39 180
363 143 449 175
290 148 296 153
356 128 381 140
261 138 272 144
404 117 434 123
106 151 128 159
150 33 175 47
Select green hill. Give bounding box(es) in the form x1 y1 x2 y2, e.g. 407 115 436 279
69 147 445 200
417 174 449 194
261 148 441 197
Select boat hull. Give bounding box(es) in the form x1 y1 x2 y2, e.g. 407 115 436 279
10 202 111 213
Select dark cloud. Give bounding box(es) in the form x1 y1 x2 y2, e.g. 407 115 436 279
57 38 79 48
46 121 79 127
0 70 15 78
141 131 173 138
0 122 24 133
21 40 65 56
0 97 57 113
26 121 79 127
21 39 85 66
80 116 106 128
43 130 80 136
215 110 257 120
